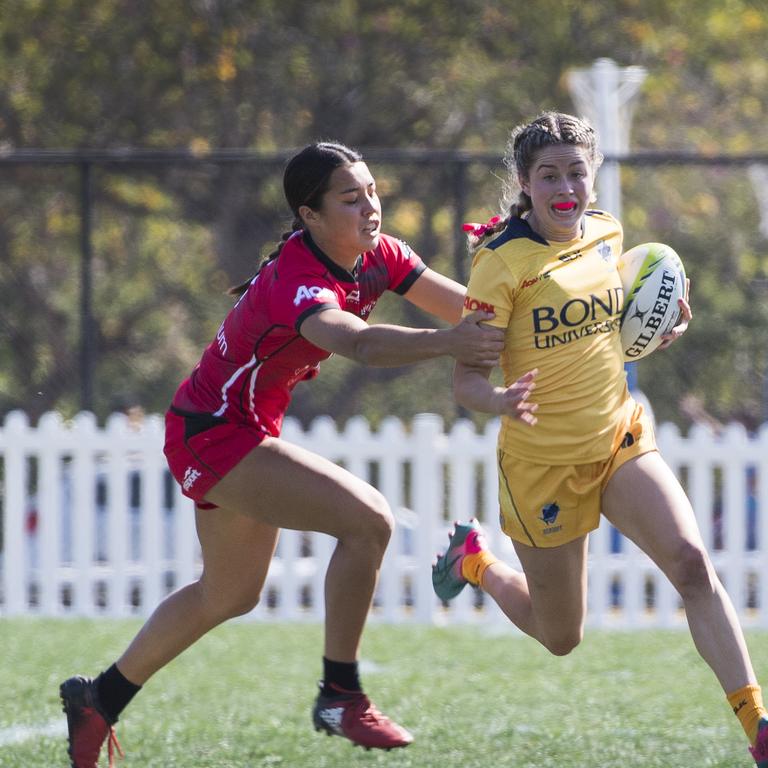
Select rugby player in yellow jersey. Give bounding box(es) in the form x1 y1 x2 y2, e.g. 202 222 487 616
432 111 768 766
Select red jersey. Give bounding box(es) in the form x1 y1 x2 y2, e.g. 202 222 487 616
171 231 426 436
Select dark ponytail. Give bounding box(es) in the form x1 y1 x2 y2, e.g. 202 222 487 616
229 141 363 297
228 219 302 297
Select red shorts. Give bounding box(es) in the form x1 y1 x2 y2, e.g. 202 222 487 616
164 408 269 509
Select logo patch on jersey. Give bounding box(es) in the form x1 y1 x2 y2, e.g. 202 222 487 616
597 239 614 264
396 238 415 260
183 467 202 492
464 296 495 313
521 272 553 290
293 285 337 306
216 323 228 355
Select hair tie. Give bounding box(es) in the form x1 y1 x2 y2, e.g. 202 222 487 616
462 215 501 238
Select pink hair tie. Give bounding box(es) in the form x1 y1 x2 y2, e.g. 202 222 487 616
462 215 501 238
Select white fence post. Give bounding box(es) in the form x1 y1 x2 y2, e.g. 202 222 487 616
38 412 66 616
104 413 130 617
376 416 410 623
70 413 98 617
410 413 444 623
1 411 28 615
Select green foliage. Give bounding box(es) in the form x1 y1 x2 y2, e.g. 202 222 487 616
90 181 232 415
622 164 768 426
0 0 766 426
2 619 767 766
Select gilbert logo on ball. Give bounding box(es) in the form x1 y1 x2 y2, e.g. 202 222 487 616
618 242 686 361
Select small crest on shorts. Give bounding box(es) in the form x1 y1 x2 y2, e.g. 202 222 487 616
539 502 560 526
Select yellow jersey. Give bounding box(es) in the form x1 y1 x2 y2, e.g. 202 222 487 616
462 210 631 464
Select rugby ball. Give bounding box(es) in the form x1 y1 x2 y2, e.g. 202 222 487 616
618 242 686 361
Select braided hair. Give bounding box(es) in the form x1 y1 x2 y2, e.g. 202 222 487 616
466 112 603 249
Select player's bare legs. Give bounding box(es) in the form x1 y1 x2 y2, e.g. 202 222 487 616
116 508 280 684
204 436 394 662
203 436 413 750
61 435 411 766
481 535 589 655
117 430 393 680
602 451 756 693
60 497 282 768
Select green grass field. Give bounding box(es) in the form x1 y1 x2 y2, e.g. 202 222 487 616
2 618 766 767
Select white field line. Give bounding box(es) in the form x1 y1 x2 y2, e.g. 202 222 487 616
0 719 67 747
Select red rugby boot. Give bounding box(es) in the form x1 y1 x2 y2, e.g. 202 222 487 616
751 717 768 767
60 676 124 768
312 683 413 750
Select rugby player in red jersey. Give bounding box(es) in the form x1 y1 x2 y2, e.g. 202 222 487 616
59 141 506 765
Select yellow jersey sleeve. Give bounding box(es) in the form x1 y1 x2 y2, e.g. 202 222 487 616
462 248 517 329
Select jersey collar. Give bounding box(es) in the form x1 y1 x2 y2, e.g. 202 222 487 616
486 217 549 249
302 231 362 282
491 216 587 248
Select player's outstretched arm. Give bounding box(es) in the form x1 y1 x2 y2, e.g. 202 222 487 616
401 266 466 324
453 362 538 424
300 307 504 368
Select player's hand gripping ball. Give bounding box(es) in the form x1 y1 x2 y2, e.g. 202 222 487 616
618 242 686 361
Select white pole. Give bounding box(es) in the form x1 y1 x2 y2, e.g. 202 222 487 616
567 59 647 394
567 58 647 221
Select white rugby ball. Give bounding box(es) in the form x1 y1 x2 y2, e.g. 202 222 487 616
618 242 686 361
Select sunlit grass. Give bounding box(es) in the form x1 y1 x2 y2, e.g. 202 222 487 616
2 619 765 767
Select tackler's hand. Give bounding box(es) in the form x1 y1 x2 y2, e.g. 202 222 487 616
450 311 505 367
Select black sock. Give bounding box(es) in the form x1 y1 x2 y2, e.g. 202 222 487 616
95 663 142 723
321 657 361 697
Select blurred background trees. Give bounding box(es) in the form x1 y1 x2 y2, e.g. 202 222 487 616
0 0 766 428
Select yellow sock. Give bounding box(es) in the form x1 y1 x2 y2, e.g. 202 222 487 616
727 684 767 744
461 551 498 587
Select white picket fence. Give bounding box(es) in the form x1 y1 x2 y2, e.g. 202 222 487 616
1 409 767 630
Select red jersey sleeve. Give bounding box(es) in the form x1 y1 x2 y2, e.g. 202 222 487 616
280 279 342 331
378 235 427 294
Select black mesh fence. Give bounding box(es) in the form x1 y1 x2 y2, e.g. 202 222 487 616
1 149 767 429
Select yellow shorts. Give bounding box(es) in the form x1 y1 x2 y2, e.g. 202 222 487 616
497 401 657 548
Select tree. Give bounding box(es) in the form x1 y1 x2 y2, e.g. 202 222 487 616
1 0 766 426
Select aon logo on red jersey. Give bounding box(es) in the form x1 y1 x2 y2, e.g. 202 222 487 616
293 285 337 306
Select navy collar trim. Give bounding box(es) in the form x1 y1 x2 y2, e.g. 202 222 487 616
302 231 361 282
487 216 587 249
486 217 548 249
